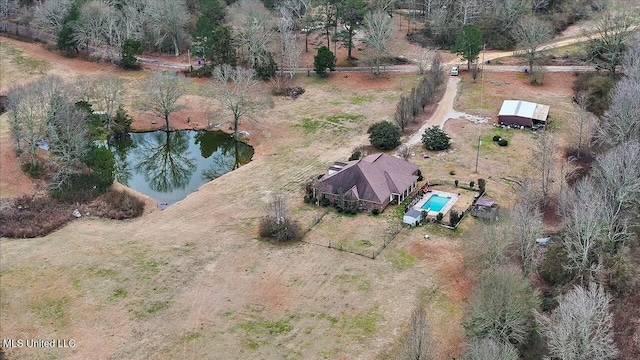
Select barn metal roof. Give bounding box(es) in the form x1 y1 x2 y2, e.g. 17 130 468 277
498 100 550 122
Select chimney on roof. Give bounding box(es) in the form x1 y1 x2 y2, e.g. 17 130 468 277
328 162 346 175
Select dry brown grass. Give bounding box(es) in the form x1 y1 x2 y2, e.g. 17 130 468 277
0 34 575 360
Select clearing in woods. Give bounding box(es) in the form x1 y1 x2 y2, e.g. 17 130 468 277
0 33 576 360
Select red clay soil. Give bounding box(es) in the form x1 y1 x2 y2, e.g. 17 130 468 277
540 198 562 228
409 238 472 304
0 130 36 197
611 241 640 358
613 290 640 359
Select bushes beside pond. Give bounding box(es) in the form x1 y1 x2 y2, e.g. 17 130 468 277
0 196 73 238
81 189 145 220
0 189 146 238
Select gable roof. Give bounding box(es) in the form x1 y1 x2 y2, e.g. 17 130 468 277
315 153 419 204
499 100 550 122
476 197 496 207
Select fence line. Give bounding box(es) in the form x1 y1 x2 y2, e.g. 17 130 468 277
300 209 330 237
301 215 402 260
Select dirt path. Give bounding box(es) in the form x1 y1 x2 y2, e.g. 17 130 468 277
0 25 600 360
405 76 488 148
1 44 468 359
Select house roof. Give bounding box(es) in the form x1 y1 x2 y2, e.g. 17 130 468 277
404 209 422 219
315 153 419 204
498 100 550 122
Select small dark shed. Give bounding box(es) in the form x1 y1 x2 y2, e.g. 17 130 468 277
498 100 550 128
471 197 499 221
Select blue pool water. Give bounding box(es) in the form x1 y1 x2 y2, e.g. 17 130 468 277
421 195 451 212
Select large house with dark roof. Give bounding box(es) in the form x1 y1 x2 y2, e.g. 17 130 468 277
312 153 420 212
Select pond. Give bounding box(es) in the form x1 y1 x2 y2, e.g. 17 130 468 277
108 130 253 207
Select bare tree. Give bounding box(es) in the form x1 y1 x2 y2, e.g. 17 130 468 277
591 143 640 249
277 6 303 79
120 1 145 42
0 0 13 33
415 48 435 75
397 144 412 160
229 0 276 69
532 130 556 201
512 15 552 72
394 95 412 131
211 65 267 139
464 265 539 346
259 191 301 242
73 0 109 54
510 180 542 275
7 76 66 167
13 0 34 36
69 76 94 103
464 222 511 271
371 0 397 15
363 10 394 76
597 77 640 147
397 305 435 360
593 142 640 213
283 0 318 53
586 10 638 76
101 2 126 57
91 76 125 133
462 337 519 360
142 71 187 131
267 191 288 224
536 283 618 360
146 0 189 56
530 0 550 13
280 0 313 20
622 36 640 81
458 0 481 26
47 98 91 190
33 0 72 36
558 179 607 281
571 91 595 156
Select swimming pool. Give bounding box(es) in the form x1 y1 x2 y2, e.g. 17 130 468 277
421 195 451 213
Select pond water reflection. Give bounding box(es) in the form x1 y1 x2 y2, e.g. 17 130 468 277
109 130 253 206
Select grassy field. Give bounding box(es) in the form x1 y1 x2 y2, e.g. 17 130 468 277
0 33 578 360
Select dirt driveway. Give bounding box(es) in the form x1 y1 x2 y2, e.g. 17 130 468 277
0 31 579 360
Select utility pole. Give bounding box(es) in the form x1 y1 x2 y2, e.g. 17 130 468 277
475 135 481 173
481 44 485 108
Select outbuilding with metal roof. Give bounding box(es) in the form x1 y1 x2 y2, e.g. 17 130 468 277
498 100 550 128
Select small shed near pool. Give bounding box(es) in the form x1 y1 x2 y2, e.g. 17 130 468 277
471 197 499 221
403 209 423 226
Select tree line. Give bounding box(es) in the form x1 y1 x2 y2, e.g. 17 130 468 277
7 74 131 198
392 37 640 360
0 0 407 77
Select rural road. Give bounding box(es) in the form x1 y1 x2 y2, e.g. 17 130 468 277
1 22 598 73
0 23 601 151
